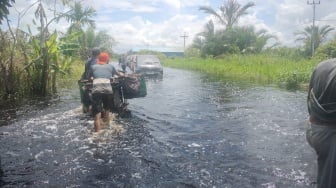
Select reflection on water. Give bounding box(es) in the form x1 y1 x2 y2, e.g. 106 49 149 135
0 67 316 187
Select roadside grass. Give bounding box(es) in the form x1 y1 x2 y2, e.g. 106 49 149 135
57 59 84 89
57 58 119 89
59 55 319 91
163 54 318 90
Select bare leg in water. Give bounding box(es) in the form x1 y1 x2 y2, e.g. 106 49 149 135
94 112 101 132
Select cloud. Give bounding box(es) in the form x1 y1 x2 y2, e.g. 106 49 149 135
83 1 159 13
99 13 204 52
2 0 336 53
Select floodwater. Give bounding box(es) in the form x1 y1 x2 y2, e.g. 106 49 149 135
0 65 316 187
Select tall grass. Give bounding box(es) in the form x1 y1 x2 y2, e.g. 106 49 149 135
57 58 119 89
57 59 85 89
163 54 318 90
59 55 319 91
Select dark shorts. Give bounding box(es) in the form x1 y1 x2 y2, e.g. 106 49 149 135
91 93 113 115
306 122 336 188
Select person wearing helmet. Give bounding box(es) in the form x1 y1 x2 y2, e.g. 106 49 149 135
88 52 123 132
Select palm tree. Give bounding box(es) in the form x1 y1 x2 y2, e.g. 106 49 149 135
63 1 96 33
198 20 215 39
255 28 277 52
0 0 15 24
61 2 97 59
199 0 255 29
295 25 334 56
84 28 117 52
192 20 215 54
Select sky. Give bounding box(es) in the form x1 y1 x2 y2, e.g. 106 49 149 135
4 0 336 53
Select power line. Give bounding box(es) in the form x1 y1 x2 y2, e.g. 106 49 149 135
316 19 336 22
307 0 320 56
180 32 188 52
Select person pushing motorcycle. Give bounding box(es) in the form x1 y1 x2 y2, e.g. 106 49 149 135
88 52 124 132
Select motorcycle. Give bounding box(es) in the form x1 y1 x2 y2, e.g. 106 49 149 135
78 73 146 118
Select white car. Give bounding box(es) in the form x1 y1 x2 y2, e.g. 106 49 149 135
130 55 163 79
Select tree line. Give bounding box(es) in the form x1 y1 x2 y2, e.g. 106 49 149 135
185 0 336 60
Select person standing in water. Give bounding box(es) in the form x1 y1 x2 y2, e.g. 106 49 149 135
80 48 100 113
88 52 123 132
306 58 336 188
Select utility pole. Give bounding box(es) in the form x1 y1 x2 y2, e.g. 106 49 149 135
180 32 188 53
307 0 320 57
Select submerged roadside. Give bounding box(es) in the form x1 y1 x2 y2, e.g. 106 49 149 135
163 54 318 91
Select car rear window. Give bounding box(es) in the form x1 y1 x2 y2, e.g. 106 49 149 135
137 55 160 65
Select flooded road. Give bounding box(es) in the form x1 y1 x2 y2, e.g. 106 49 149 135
0 66 316 187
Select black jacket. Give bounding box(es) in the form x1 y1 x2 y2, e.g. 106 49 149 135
308 58 336 122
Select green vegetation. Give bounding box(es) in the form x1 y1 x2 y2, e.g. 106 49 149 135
163 54 319 90
199 0 255 29
295 25 335 57
0 0 116 100
0 0 14 24
57 59 84 89
195 0 278 58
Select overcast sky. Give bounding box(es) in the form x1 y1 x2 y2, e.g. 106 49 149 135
4 0 336 53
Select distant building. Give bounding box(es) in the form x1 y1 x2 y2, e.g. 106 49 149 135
162 52 184 57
